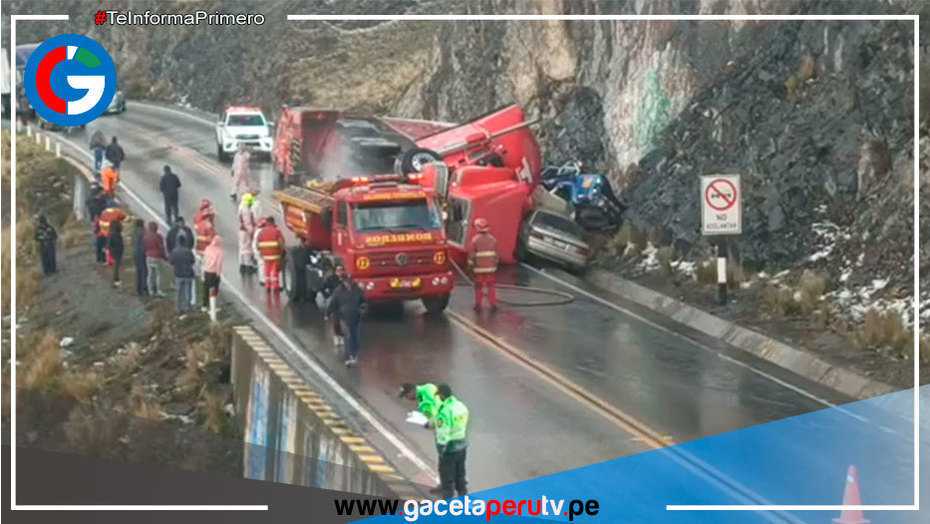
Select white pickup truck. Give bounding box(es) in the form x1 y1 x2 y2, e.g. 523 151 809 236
214 106 274 162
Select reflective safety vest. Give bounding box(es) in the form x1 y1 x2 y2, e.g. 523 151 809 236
97 207 126 237
468 232 499 274
194 220 216 253
415 383 441 422
435 396 469 447
256 225 285 261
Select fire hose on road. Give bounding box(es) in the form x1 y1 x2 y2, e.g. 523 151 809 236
450 260 575 307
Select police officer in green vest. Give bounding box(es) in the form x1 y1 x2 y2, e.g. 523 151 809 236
400 382 441 426
432 384 470 499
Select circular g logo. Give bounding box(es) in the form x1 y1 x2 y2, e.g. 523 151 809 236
24 34 117 127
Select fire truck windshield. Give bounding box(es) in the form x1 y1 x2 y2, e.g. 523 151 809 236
352 199 442 233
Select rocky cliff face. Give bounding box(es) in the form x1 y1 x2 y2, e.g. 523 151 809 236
5 0 922 294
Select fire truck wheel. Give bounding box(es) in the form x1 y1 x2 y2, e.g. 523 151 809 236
421 294 450 315
284 248 307 302
398 148 442 175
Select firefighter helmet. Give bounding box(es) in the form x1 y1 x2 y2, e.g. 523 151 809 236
473 218 490 233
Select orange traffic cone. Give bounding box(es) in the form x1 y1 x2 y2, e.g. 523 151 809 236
834 465 869 524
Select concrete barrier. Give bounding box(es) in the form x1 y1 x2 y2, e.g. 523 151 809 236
231 325 425 499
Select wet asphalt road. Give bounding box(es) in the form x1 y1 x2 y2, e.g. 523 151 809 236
52 102 857 492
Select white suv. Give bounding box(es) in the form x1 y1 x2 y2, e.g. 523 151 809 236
215 106 273 162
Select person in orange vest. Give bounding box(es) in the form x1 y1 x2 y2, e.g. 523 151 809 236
255 217 286 292
95 200 126 266
468 218 499 313
194 208 217 256
101 162 120 199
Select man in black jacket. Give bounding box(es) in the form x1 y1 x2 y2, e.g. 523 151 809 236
34 214 58 276
132 219 148 296
159 165 182 224
166 216 194 253
105 136 125 171
325 265 366 367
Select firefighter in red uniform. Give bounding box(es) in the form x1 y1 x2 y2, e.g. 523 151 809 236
193 198 215 226
194 209 217 256
256 216 286 292
95 200 126 266
468 218 499 312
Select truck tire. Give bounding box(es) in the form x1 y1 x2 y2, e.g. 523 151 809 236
422 293 450 315
574 205 611 230
397 147 442 175
284 247 308 302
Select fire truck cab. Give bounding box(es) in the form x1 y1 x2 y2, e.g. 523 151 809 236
274 173 453 314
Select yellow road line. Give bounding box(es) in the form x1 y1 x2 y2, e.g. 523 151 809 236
447 311 675 450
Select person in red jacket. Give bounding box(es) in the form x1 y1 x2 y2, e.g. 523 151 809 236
255 217 286 292
193 198 215 226
143 221 168 296
467 218 499 312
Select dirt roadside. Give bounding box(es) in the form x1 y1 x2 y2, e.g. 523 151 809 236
3 131 247 477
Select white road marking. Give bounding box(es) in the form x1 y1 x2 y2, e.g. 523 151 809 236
56 136 439 483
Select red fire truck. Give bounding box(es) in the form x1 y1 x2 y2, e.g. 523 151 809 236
272 104 558 269
273 174 454 314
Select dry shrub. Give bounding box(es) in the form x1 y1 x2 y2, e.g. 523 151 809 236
785 55 816 101
798 270 827 313
696 259 717 285
858 309 909 352
114 343 143 378
920 333 930 365
762 284 800 317
178 340 210 393
656 246 675 276
60 219 89 248
199 390 227 434
20 332 62 390
16 219 36 261
129 385 162 421
206 324 233 362
16 266 42 309
726 257 747 288
60 370 101 403
64 403 125 457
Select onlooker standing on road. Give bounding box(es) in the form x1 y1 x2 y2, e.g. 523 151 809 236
433 384 470 499
159 165 182 224
169 238 196 314
166 216 194 253
132 218 148 296
108 220 125 287
143 221 167 297
34 214 58 276
85 183 107 224
321 265 345 346
202 235 224 311
230 143 252 203
105 136 125 172
325 268 367 367
89 130 107 174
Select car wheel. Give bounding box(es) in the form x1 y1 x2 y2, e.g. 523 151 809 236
575 206 611 230
217 144 229 163
422 293 450 315
397 147 442 175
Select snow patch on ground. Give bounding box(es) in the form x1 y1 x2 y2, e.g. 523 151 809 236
638 242 660 272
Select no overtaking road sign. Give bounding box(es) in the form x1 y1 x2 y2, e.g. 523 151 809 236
701 174 741 235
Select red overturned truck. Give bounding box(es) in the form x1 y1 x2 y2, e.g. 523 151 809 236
272 104 567 272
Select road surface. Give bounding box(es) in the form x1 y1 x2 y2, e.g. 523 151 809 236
49 102 860 494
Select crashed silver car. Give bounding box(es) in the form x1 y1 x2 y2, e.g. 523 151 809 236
105 90 126 114
516 209 589 272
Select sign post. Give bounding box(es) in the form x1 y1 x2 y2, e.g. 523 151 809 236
700 174 742 305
